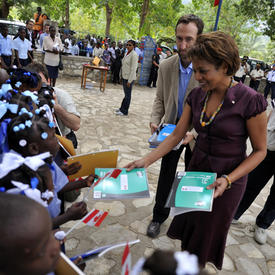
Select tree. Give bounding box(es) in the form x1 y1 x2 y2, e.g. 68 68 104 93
65 0 70 29
139 0 149 34
105 1 113 36
238 0 275 40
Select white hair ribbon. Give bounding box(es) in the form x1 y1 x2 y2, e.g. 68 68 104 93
174 251 199 275
0 151 51 178
7 181 48 207
40 104 54 122
130 257 145 275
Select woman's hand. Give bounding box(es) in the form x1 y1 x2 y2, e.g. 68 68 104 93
207 177 228 198
127 82 131 88
124 158 147 171
53 48 59 54
182 131 194 145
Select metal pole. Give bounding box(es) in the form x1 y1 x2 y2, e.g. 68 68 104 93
214 0 223 31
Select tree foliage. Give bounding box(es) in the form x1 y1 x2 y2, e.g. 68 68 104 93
238 0 275 40
6 0 274 61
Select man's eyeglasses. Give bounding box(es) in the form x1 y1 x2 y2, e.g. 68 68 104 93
126 44 133 47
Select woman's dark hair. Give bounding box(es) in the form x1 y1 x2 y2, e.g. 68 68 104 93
9 68 41 90
127 39 136 47
143 250 177 275
187 31 240 76
7 112 50 156
175 14 204 35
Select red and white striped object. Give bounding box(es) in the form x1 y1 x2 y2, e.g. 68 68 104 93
121 243 131 275
82 208 108 227
94 169 122 187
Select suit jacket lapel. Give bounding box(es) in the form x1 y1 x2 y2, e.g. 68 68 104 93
172 55 180 110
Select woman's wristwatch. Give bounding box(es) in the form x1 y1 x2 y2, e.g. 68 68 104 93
221 174 232 189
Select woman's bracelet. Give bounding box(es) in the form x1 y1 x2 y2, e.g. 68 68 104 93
221 174 232 189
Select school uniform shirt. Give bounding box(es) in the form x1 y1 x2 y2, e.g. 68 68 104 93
70 45 79 56
250 69 264 79
12 37 31 59
43 35 63 67
108 47 116 59
266 70 275 82
48 161 68 218
93 47 104 57
26 29 35 50
0 34 13 56
235 65 246 78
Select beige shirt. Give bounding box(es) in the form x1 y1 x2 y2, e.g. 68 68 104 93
121 50 138 83
43 36 63 66
54 87 80 136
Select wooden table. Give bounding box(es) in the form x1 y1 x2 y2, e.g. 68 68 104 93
81 64 109 92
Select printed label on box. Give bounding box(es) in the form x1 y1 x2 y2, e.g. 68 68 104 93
120 174 128 190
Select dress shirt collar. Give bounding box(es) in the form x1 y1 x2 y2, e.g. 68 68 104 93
179 61 193 74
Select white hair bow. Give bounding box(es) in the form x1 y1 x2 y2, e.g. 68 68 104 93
130 251 199 275
0 151 51 178
7 180 48 207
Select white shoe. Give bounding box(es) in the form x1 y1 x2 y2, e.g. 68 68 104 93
254 225 267 244
115 110 127 116
231 219 238 224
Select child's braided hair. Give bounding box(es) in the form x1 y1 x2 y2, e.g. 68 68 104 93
7 111 54 155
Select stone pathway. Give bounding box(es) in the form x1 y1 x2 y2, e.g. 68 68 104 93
57 77 275 275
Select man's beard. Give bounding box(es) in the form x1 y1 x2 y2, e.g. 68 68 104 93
178 50 190 67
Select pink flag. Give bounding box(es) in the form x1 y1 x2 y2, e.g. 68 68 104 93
121 243 131 275
82 209 108 227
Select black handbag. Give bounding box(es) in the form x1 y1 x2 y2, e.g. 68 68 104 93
58 54 64 71
66 130 78 148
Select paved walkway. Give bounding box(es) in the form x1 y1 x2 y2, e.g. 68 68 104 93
57 77 275 275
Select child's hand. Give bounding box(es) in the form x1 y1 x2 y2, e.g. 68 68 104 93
85 174 98 187
66 202 87 220
61 162 82 176
72 256 86 271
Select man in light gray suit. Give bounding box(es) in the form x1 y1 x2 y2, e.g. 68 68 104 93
147 14 204 238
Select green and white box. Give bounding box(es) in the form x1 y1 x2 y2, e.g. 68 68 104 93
166 171 216 216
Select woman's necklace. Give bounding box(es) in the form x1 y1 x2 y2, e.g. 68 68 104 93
200 77 234 127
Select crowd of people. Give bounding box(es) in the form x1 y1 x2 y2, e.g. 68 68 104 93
0 7 274 275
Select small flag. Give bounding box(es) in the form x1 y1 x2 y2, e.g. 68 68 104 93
214 0 219 6
94 169 122 187
82 208 108 227
121 243 131 275
110 168 122 179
